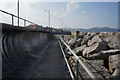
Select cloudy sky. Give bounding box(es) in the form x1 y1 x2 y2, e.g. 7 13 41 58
0 0 119 29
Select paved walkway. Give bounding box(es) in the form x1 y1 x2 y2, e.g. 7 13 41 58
31 39 70 78
3 38 71 79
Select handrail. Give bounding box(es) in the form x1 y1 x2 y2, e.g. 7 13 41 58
59 36 96 79
59 41 74 80
0 10 38 26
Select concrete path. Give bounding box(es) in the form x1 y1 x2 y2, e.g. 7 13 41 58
2 23 71 79
6 38 71 79
31 39 70 78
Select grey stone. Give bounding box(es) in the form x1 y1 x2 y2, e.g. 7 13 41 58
104 36 120 49
74 38 82 47
83 42 108 59
90 32 96 36
109 54 119 74
76 38 82 42
78 32 87 38
82 49 120 60
111 68 118 77
66 39 71 44
100 49 120 56
67 38 76 46
88 35 103 46
81 36 89 46
68 45 86 55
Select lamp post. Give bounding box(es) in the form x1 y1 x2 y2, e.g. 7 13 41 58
45 10 50 27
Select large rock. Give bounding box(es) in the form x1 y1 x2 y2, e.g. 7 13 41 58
88 35 103 46
74 38 82 47
87 32 96 36
109 54 120 77
81 34 97 46
67 38 76 46
81 38 88 46
68 45 86 55
90 32 97 36
83 42 108 59
109 55 118 74
117 32 120 36
86 32 91 36
66 39 71 44
78 32 87 38
104 36 120 49
82 49 120 60
81 35 90 46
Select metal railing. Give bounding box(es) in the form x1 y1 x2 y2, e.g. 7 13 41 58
0 10 38 27
59 41 74 80
59 36 100 80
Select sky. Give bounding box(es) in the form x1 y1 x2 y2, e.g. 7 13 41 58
0 0 119 29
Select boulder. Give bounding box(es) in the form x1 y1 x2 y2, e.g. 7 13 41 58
81 35 90 46
83 42 108 59
109 55 118 74
76 38 82 42
74 38 82 47
68 45 86 55
107 32 114 35
81 38 87 46
103 36 120 49
117 32 120 36
66 39 71 44
100 50 120 71
111 54 120 77
67 38 76 46
82 49 120 60
109 54 120 77
90 32 97 36
86 32 91 36
111 68 119 77
100 49 120 56
88 35 103 46
78 32 86 38
99 32 104 36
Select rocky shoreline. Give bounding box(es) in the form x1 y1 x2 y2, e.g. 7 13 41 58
64 32 120 79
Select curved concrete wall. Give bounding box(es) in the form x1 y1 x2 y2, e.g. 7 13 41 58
2 25 52 78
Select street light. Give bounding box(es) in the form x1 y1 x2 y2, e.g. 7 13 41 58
45 10 50 27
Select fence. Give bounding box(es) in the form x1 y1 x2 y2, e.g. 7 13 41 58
0 10 38 27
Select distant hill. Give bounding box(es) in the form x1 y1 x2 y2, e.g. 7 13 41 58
63 27 119 32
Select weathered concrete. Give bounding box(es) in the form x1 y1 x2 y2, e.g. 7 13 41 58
2 24 51 78
2 23 70 78
32 39 70 78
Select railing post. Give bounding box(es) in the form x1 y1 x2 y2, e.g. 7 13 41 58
18 0 19 27
24 20 26 27
31 22 33 25
76 60 79 80
0 10 41 29
12 15 14 26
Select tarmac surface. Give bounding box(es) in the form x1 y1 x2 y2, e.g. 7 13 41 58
32 39 70 78
3 38 70 79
